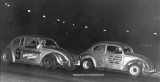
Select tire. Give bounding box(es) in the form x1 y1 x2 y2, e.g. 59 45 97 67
81 59 94 70
42 55 57 70
1 49 12 65
128 63 142 77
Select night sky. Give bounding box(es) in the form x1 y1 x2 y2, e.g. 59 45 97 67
0 0 160 61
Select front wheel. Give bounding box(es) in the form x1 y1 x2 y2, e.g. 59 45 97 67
128 63 142 77
81 59 94 70
42 55 57 70
1 49 12 65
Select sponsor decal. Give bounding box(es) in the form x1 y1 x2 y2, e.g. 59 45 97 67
23 49 40 54
21 49 40 60
108 55 122 64
23 54 37 59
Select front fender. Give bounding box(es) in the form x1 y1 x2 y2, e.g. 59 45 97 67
81 56 97 67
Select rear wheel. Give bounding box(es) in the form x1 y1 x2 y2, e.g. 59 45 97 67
42 55 57 70
128 63 142 77
81 59 94 70
1 49 12 65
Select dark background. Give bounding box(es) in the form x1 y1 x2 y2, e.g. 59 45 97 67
0 0 160 62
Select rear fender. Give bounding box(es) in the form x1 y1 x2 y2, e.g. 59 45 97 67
124 59 145 71
2 48 15 63
11 50 15 62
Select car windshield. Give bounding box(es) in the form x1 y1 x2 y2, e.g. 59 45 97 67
122 45 133 53
43 39 58 47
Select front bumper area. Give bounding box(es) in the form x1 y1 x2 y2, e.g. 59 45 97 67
148 68 157 73
71 60 80 66
62 60 80 71
142 68 158 76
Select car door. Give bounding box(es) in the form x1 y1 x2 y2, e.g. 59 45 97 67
21 38 41 64
105 45 124 70
91 44 106 68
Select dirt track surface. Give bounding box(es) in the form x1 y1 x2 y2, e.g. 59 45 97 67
0 63 160 82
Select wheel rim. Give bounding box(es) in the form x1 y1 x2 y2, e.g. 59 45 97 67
83 61 90 69
129 65 140 76
43 58 53 69
2 53 8 62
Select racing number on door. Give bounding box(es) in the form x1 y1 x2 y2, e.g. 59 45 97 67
15 48 21 59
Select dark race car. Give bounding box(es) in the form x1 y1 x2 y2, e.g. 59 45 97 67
1 35 80 71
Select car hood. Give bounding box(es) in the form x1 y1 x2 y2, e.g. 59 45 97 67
125 52 148 60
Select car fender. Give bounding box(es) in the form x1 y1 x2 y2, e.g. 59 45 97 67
123 59 145 71
11 50 16 62
40 53 62 65
81 56 97 67
2 48 15 63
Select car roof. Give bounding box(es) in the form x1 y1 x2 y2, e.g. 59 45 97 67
93 41 128 47
16 35 53 40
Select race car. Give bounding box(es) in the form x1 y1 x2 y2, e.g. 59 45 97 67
1 35 80 71
79 41 157 77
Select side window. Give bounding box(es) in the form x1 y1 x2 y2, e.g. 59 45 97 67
25 38 37 48
20 38 24 46
45 40 57 47
13 38 20 46
92 45 105 53
107 46 122 54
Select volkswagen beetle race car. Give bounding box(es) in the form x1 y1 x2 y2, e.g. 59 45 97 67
1 35 80 71
80 41 157 77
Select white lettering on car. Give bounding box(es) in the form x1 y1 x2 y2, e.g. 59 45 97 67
23 54 37 59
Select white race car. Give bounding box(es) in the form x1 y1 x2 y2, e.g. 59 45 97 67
1 35 80 71
80 41 157 77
